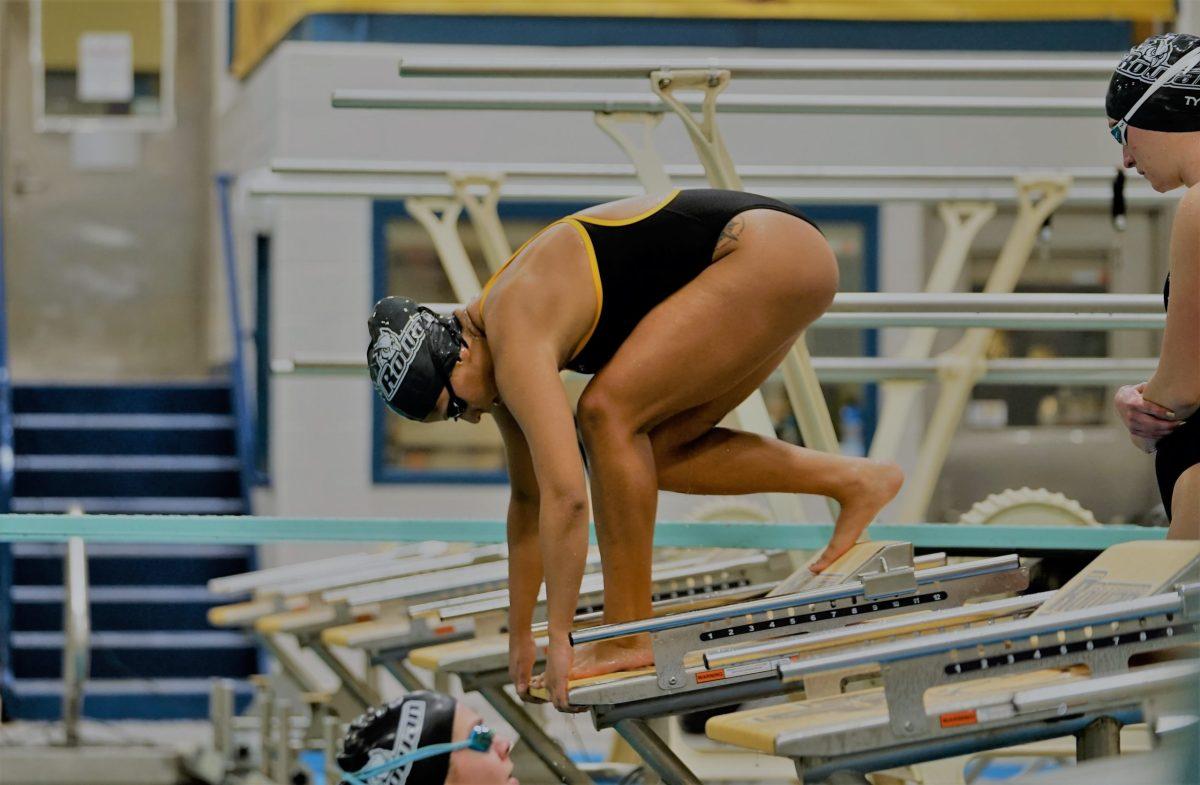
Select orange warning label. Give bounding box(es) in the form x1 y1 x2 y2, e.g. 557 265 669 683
695 669 726 684
434 625 456 636
940 710 978 728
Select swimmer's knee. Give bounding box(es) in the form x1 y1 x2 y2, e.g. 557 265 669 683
1173 464 1200 504
577 384 629 438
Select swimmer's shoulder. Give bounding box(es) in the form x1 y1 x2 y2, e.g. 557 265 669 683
1174 183 1200 247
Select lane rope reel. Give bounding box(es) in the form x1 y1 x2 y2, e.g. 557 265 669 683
958 487 1099 526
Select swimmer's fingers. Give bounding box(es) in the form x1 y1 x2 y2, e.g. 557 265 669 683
1128 411 1183 439
520 673 548 704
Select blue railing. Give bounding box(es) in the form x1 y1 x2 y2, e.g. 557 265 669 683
215 174 255 513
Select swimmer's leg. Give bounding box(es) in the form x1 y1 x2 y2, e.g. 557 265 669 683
649 343 902 573
1168 464 1200 540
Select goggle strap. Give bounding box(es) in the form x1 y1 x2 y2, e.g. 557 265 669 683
340 726 493 785
1122 46 1200 128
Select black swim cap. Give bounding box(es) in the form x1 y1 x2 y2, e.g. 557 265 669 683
1106 33 1200 133
367 297 463 421
338 691 457 785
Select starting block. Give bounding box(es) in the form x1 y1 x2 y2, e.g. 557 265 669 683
706 541 1200 784
535 541 1027 783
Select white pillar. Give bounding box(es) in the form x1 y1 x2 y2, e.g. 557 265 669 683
1178 1 1200 34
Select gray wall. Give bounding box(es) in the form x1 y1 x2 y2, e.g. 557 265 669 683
1 1 214 380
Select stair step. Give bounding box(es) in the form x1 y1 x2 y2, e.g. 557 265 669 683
11 632 257 679
12 631 249 647
15 469 241 497
16 427 236 456
13 413 236 430
11 497 244 514
15 455 241 472
11 585 228 630
14 551 252 586
13 599 225 632
12 543 248 559
12 585 221 602
14 384 231 415
4 678 253 720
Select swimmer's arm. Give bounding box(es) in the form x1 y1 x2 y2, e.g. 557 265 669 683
494 404 543 635
491 330 589 647
1145 187 1200 421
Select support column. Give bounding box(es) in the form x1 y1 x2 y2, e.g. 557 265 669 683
1076 716 1121 761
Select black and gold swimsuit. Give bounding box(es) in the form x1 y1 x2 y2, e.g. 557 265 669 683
479 188 818 375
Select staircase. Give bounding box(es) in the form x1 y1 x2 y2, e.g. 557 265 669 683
1 382 258 719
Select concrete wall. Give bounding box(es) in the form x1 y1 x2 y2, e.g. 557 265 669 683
1 1 214 380
210 37 1174 533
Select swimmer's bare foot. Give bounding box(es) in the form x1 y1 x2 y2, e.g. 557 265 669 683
569 636 655 679
810 459 904 574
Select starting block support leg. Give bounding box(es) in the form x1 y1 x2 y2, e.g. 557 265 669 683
823 771 871 785
381 658 427 692
614 718 702 785
308 640 379 710
1076 716 1122 761
477 685 591 785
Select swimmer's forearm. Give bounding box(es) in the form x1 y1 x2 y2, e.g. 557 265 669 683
1145 376 1200 421
507 498 543 632
539 494 590 642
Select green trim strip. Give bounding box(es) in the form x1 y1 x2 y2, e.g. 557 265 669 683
0 515 1163 551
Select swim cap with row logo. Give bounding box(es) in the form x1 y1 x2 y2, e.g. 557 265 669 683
367 297 463 421
1107 33 1200 134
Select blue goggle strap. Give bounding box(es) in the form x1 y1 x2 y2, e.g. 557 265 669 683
341 726 493 785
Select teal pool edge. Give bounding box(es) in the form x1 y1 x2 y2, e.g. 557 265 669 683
0 515 1164 551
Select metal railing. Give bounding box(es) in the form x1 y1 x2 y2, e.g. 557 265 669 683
396 55 1121 81
62 535 90 744
0 147 13 712
215 174 254 513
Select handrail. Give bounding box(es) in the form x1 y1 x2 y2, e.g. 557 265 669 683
248 171 1165 206
270 159 1142 183
215 174 254 513
62 536 90 745
271 355 1159 385
332 89 1102 117
0 166 12 709
570 554 1020 645
778 582 1199 682
703 590 1054 669
397 56 1120 81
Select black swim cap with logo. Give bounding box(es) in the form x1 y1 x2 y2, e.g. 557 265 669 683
338 691 457 785
367 297 464 421
1107 33 1200 133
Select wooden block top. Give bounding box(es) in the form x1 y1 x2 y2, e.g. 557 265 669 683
1036 540 1200 615
529 666 658 701
208 598 279 628
321 617 409 648
707 667 1087 753
409 635 507 671
255 606 338 634
769 540 904 597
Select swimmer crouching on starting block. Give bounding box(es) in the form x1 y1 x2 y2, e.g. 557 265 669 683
367 188 903 710
1106 34 1200 539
